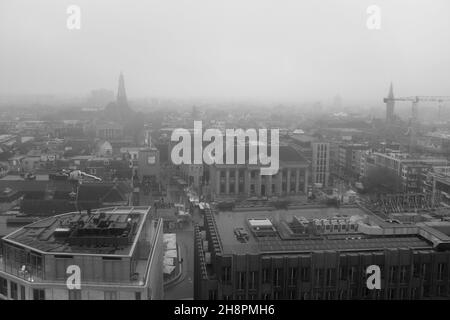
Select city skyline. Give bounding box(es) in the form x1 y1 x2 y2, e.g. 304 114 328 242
1 0 450 104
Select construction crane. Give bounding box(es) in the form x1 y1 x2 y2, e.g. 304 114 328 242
383 95 450 150
384 95 450 121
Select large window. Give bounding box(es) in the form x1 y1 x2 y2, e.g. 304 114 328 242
33 289 45 300
0 277 8 296
20 286 26 300
10 282 18 300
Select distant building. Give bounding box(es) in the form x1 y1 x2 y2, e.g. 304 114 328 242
96 122 124 140
423 170 450 207
208 145 309 201
194 204 450 300
373 153 449 193
288 133 330 188
338 144 370 180
417 132 450 155
137 147 160 183
0 206 163 300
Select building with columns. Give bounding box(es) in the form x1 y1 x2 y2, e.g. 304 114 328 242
208 146 309 200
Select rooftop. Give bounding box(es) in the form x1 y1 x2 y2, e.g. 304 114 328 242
2 206 151 256
205 205 445 255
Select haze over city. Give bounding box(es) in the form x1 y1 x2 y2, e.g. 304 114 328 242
1 0 450 105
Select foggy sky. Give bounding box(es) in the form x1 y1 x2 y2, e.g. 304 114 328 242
0 0 449 104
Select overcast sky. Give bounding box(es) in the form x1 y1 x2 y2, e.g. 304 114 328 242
0 0 449 104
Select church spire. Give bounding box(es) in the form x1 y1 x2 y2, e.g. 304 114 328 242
385 82 395 123
117 72 128 108
388 82 394 99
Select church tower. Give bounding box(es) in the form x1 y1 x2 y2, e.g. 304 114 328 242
117 72 128 109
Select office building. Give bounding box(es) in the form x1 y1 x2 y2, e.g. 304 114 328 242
194 205 450 300
0 206 163 300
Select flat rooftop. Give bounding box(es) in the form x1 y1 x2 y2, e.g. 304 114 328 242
210 206 434 255
2 206 151 256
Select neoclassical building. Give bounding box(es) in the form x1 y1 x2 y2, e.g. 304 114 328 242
208 145 309 200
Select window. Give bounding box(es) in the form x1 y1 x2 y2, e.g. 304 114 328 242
222 267 231 283
349 266 356 283
326 268 335 286
249 271 257 290
400 266 408 283
387 288 396 300
20 285 26 300
273 268 281 287
339 266 347 281
325 291 334 300
399 288 407 300
288 267 297 286
262 268 270 284
289 290 297 300
423 285 431 297
389 266 398 283
68 289 81 300
104 291 117 300
437 263 445 281
10 282 18 300
301 267 310 282
208 290 217 300
0 277 7 297
237 272 246 290
421 263 430 280
437 285 447 297
413 263 420 278
315 269 324 285
33 289 45 300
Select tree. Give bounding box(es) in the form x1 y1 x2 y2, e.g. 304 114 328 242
362 166 402 194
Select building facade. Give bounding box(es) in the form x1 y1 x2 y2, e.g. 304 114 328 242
0 206 163 300
194 205 450 300
208 146 309 200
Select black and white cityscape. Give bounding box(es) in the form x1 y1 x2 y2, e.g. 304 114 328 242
1 0 450 302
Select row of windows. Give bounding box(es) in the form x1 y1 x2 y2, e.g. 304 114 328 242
0 280 142 300
0 276 26 300
213 285 448 300
221 263 447 289
219 169 305 180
